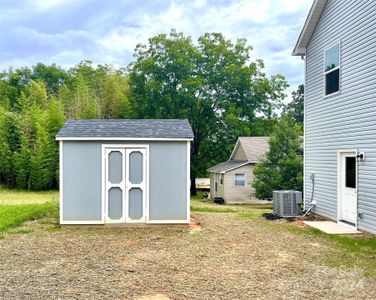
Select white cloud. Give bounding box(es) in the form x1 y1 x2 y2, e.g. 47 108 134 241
27 0 77 11
1 0 312 94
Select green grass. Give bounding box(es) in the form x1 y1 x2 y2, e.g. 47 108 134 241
0 185 59 205
0 202 59 233
190 205 237 213
238 209 272 220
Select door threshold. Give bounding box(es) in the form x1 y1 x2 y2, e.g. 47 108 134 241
338 220 356 229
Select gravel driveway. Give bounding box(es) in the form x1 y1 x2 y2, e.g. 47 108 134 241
0 208 375 299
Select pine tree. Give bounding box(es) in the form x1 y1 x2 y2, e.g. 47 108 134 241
29 122 51 190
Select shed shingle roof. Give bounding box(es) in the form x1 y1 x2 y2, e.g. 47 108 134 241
56 119 194 139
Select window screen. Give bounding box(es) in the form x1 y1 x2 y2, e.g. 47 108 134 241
324 43 340 95
345 157 356 188
235 173 245 187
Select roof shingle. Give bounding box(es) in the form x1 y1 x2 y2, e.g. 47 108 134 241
234 137 270 162
56 119 194 139
207 160 249 173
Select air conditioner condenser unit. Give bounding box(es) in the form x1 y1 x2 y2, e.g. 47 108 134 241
273 190 302 217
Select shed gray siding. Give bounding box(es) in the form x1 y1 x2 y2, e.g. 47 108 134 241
305 0 376 234
62 141 188 222
63 142 102 221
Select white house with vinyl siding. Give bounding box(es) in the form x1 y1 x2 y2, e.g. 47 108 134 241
293 0 376 234
207 137 269 204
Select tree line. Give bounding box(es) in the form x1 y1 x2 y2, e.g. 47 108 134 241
0 30 303 194
0 62 131 190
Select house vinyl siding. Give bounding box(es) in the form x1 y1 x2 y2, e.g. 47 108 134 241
304 0 376 233
210 173 215 199
223 164 255 203
210 173 224 198
232 144 247 160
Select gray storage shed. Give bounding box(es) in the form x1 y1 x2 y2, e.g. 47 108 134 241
56 119 193 225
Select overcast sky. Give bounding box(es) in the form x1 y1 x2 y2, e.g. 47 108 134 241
0 0 312 95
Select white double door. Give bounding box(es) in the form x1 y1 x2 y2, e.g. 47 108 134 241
104 147 147 223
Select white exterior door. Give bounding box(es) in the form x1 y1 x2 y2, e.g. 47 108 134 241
125 148 147 223
339 152 357 225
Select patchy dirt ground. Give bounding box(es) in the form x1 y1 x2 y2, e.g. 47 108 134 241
0 208 375 299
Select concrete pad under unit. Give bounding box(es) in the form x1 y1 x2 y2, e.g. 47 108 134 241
304 221 360 235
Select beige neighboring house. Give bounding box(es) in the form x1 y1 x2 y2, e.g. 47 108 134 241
207 137 269 204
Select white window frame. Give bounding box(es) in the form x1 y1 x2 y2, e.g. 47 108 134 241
323 41 341 98
219 174 224 186
234 173 246 187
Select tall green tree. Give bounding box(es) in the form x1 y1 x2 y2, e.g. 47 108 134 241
284 84 304 124
128 30 288 194
252 114 303 199
0 112 22 186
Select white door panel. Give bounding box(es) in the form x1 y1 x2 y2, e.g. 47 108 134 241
105 148 126 223
125 149 147 223
340 153 357 225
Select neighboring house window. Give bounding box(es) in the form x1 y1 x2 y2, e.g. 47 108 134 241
324 43 340 96
234 173 245 187
220 174 223 185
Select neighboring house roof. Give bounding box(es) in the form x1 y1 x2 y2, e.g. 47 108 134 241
292 0 327 56
207 160 249 174
56 119 194 140
208 136 270 174
229 137 269 162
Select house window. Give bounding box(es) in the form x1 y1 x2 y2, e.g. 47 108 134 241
234 173 245 187
220 174 223 185
324 43 340 96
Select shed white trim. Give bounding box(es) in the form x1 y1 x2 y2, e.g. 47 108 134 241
186 140 191 223
59 141 63 223
146 220 190 224
61 220 105 225
56 137 193 141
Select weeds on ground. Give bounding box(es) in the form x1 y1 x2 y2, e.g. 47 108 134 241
265 216 376 277
12 229 34 234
